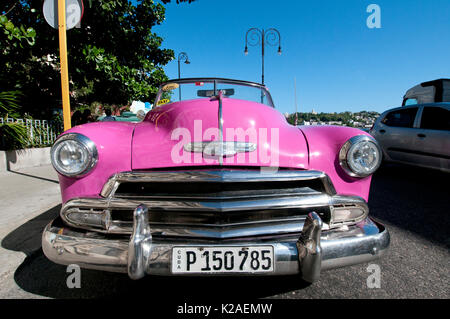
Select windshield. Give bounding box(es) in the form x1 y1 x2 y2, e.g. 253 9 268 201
154 78 274 108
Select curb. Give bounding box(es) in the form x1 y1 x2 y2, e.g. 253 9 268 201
0 147 51 172
0 151 6 172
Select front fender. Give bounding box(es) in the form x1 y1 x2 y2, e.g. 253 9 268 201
56 122 136 203
299 125 374 201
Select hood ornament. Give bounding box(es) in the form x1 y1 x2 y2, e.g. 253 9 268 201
184 141 257 157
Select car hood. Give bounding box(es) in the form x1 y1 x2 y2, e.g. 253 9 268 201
131 98 309 170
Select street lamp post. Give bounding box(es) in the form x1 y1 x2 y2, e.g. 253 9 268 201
177 52 190 101
244 28 281 103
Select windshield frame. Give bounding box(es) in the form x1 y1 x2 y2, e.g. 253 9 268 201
154 78 275 108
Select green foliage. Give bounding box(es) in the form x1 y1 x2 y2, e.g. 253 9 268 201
0 90 22 117
0 89 61 150
0 116 61 150
0 123 30 150
1 0 180 118
0 89 27 150
0 15 36 49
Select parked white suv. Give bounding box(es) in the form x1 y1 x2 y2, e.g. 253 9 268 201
370 103 450 172
402 78 450 106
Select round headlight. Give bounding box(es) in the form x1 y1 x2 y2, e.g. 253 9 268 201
51 133 98 177
339 135 382 178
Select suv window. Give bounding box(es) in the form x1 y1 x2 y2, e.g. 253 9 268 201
404 98 418 106
381 108 418 128
420 107 450 131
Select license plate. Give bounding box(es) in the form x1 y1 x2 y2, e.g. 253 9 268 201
172 246 274 274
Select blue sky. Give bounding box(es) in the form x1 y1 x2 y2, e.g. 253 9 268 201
152 0 450 114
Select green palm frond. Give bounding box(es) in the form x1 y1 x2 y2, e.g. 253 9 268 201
0 91 22 115
0 122 30 150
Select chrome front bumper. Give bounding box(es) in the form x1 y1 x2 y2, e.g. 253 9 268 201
42 205 390 282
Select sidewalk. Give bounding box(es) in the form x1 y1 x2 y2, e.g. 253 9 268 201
0 165 60 298
0 165 60 236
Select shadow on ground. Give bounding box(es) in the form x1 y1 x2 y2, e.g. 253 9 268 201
1 204 309 299
369 163 449 248
7 170 59 184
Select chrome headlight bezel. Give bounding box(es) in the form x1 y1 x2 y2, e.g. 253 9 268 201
339 135 382 178
51 133 98 177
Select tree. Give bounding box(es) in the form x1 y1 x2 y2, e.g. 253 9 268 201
1 0 186 118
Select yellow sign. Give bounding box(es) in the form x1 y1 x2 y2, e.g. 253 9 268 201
157 99 170 106
162 83 179 91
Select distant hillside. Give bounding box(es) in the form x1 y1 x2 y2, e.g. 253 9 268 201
286 111 380 128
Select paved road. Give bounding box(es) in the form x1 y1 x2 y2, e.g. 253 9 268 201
0 164 448 299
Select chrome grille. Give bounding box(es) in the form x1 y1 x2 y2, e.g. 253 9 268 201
113 178 326 200
63 169 339 239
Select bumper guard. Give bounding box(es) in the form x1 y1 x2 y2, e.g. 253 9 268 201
42 204 390 282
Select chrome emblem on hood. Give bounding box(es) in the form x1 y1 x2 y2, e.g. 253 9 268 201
184 141 257 157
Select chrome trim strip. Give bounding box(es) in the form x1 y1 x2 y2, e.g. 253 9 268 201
60 195 329 236
110 219 306 238
42 217 390 278
109 194 331 212
100 169 337 198
59 194 368 237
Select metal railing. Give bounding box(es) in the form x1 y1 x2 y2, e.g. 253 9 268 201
0 117 63 147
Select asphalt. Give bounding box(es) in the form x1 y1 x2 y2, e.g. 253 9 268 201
0 163 448 299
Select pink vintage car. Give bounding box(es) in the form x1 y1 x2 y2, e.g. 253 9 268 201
42 78 389 282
